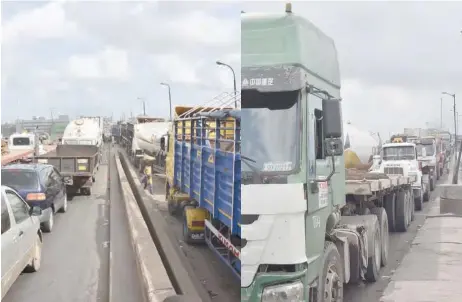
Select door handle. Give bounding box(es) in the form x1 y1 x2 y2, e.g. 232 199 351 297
18 230 24 237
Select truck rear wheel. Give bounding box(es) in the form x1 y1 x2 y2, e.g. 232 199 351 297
395 190 409 232
384 193 396 232
437 166 440 180
365 219 381 282
317 241 343 302
414 189 423 211
430 175 435 191
370 207 389 267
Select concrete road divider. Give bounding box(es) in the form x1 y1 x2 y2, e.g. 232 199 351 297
114 154 176 302
117 151 208 302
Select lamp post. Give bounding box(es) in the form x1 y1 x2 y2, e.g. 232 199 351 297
160 83 172 121
216 60 237 107
444 92 459 183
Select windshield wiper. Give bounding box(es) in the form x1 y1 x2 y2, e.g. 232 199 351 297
241 155 265 183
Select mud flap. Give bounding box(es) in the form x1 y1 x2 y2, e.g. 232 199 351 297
183 206 207 244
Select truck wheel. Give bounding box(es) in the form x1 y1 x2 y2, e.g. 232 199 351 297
423 184 429 202
317 241 343 301
436 166 440 180
365 219 381 282
414 189 423 211
384 193 396 232
370 207 389 267
408 189 415 222
182 206 195 244
430 175 435 191
395 190 409 232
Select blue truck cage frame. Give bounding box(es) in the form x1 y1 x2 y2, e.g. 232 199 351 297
173 93 241 278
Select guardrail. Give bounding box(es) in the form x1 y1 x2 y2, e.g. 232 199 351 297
115 151 209 302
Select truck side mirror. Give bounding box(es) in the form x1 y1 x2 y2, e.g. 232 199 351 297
322 98 342 138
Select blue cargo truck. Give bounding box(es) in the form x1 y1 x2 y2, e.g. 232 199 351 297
165 93 241 278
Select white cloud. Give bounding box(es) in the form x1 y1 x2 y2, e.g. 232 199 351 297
68 47 131 80
149 54 199 84
2 2 80 45
166 10 239 47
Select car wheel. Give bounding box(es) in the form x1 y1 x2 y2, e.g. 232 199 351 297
25 234 42 273
42 211 54 233
59 193 68 213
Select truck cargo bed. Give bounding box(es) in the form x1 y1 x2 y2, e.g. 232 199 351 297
345 169 416 195
34 145 99 175
39 145 99 157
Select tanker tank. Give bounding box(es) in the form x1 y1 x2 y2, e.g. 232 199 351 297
61 118 102 147
343 122 381 169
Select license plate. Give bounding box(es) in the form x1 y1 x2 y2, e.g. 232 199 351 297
78 165 87 171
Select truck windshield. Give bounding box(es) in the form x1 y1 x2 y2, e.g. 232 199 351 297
12 137 31 146
383 146 415 161
415 144 435 156
241 90 300 174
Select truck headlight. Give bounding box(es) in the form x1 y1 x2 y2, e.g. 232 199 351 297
262 281 304 302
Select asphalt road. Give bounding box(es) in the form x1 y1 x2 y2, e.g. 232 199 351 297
344 172 450 302
121 148 240 302
3 146 143 302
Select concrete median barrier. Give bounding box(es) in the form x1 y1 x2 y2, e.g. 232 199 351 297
117 151 208 302
114 154 176 302
439 184 462 216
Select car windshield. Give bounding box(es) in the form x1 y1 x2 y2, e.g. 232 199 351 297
383 146 415 160
1 170 39 190
241 90 300 174
415 143 435 156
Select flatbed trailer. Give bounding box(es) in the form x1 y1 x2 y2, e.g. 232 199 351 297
165 93 241 279
1 145 57 166
32 145 100 195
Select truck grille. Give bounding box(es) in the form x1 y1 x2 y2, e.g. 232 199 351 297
384 167 404 175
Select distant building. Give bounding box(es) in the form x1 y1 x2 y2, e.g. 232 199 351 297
15 115 70 140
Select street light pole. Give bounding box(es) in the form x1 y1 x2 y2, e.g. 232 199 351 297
444 92 459 183
440 98 443 129
216 60 237 107
160 83 172 121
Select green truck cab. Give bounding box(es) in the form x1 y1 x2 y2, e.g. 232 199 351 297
241 4 417 302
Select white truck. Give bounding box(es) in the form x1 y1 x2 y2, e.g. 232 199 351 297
377 142 427 211
131 116 171 172
241 5 419 301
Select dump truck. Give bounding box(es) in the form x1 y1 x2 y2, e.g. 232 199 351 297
241 4 418 301
33 144 100 195
165 92 241 278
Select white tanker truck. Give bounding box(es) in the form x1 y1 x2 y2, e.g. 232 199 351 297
131 116 171 173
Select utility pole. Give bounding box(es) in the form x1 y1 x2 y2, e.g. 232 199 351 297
160 83 173 121
216 60 237 107
440 98 443 129
143 100 146 116
443 92 459 184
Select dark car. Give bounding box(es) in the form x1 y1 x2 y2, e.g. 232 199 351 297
1 164 68 233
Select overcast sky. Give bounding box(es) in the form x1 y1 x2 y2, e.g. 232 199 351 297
1 1 240 123
242 1 462 137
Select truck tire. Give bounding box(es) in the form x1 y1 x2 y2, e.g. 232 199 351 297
436 166 440 180
384 193 396 232
317 241 343 301
430 174 435 191
395 190 409 232
408 189 415 222
414 189 423 211
365 219 381 282
370 207 389 267
423 184 430 202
